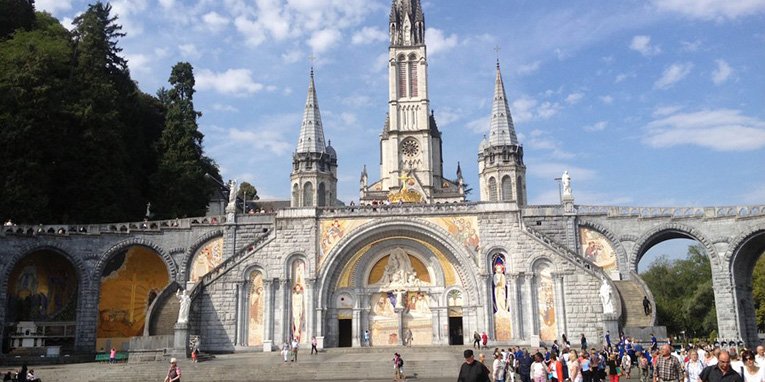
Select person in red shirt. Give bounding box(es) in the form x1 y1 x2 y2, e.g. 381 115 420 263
482 332 489 349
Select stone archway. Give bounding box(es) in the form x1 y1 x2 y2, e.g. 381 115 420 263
3 248 82 352
728 227 765 346
95 245 172 351
316 218 481 348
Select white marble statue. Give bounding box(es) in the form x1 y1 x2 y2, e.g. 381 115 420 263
599 278 615 315
177 289 191 324
226 179 238 213
562 171 572 198
378 248 421 288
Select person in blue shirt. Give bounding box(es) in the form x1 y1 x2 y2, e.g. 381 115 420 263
650 334 658 351
605 331 612 352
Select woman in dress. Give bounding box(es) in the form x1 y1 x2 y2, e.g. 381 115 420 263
621 351 632 379
531 353 549 382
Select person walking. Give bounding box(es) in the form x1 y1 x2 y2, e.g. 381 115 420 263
458 349 491 382
622 351 633 379
311 336 318 355
741 350 765 382
519 350 533 382
606 353 620 382
291 338 299 363
551 352 564 382
482 332 489 349
581 334 588 352
109 347 117 364
685 349 705 382
654 344 683 382
531 353 549 382
474 331 482 349
164 358 181 382
393 352 405 381
494 352 507 382
699 350 743 382
581 352 593 382
638 352 651 382
281 342 289 362
363 330 370 347
569 350 582 382
643 296 651 315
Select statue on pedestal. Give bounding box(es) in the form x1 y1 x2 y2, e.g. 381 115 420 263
226 179 238 213
599 278 615 315
562 171 572 198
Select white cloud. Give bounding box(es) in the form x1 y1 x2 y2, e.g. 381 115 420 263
196 69 265 95
517 61 541 76
281 51 303 64
529 163 597 181
600 95 614 104
615 73 635 83
652 105 684 117
654 62 693 89
537 102 561 120
651 0 765 21
35 0 72 13
643 109 765 151
425 28 458 56
158 0 175 9
179 44 201 59
467 116 491 134
526 130 574 159
234 16 267 47
352 26 388 45
711 59 733 85
511 97 537 124
125 53 151 74
228 128 292 156
202 11 230 32
565 92 585 105
630 35 661 56
681 40 703 52
308 29 342 54
583 121 608 132
212 104 239 112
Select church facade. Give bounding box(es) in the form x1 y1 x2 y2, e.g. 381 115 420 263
2 0 764 356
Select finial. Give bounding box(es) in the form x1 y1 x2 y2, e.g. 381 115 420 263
328 139 331 146
308 54 316 77
494 46 501 68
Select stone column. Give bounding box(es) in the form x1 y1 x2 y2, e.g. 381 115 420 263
480 273 494 339
306 278 316 342
396 308 405 346
552 273 567 339
352 308 362 347
275 279 289 344
263 279 274 342
711 263 740 340
235 281 246 346
507 273 521 340
520 273 535 339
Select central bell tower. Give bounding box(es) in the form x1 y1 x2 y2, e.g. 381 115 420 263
360 0 464 204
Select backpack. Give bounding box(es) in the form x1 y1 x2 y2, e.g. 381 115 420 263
398 358 404 367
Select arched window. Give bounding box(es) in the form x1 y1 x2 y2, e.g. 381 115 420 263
292 183 299 207
501 176 513 201
488 177 498 201
398 58 407 98
302 182 313 207
317 182 326 207
408 54 418 97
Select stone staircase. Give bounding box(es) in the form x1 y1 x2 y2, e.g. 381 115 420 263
17 347 468 382
613 280 653 327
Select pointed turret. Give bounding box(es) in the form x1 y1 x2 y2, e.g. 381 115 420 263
478 59 527 205
489 61 519 147
291 68 337 208
296 68 326 153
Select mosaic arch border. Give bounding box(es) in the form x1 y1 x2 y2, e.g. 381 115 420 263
629 222 719 273
578 221 629 275
95 238 178 283
316 217 482 309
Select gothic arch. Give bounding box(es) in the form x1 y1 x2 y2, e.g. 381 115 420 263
726 224 765 346
317 218 481 309
630 222 718 272
1 245 89 294
95 238 177 283
484 246 509 273
526 254 559 274
180 229 224 283
284 252 311 281
241 264 270 281
352 241 444 288
578 220 629 275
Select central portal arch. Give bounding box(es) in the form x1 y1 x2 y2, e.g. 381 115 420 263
317 218 481 348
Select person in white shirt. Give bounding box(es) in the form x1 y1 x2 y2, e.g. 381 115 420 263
755 346 765 369
685 349 706 382
742 350 765 382
704 348 719 367
731 349 746 376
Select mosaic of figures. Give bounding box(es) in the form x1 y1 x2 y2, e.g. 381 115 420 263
319 219 368 261
536 263 557 341
291 260 307 343
189 237 224 284
248 271 265 346
430 217 480 257
367 248 430 288
7 251 77 322
368 291 432 346
492 254 512 340
579 227 618 272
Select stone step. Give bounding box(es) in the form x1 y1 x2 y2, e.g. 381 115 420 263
613 280 653 327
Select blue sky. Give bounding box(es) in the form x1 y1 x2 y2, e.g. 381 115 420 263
38 0 765 208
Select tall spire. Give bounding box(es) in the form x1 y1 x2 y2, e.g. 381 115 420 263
488 60 519 147
296 68 327 153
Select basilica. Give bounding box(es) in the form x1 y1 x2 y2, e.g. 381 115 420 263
1 0 762 357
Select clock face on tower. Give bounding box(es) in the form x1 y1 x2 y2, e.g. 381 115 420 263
401 138 420 157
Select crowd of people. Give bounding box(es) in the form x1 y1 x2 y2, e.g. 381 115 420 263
2 364 42 382
458 331 765 382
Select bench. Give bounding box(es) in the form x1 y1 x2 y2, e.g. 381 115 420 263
95 352 129 363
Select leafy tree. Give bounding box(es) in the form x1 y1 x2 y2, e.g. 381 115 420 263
641 244 717 338
0 12 74 223
0 0 36 40
753 255 765 331
152 62 220 218
238 182 259 201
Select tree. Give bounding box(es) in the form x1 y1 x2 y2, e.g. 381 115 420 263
640 244 717 338
0 0 35 40
152 62 220 218
238 182 259 201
